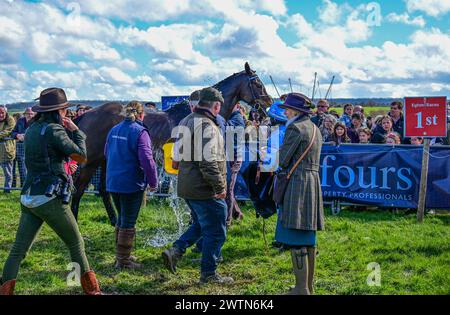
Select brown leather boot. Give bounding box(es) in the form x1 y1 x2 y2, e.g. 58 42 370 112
307 247 317 294
286 248 310 295
115 226 137 262
80 271 102 295
0 278 16 295
115 228 143 269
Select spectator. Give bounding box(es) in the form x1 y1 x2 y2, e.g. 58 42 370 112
388 101 404 142
347 113 363 143
358 127 372 144
329 109 340 120
366 116 373 130
371 115 394 144
372 115 384 131
325 121 351 145
310 99 329 128
145 102 157 112
11 107 35 187
105 100 158 270
353 105 367 127
162 87 233 284
0 105 16 193
319 114 336 140
385 132 401 145
410 136 423 145
339 103 354 127
75 104 89 118
276 92 325 295
12 113 22 122
66 109 77 120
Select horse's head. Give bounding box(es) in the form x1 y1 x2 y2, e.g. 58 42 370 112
240 62 273 111
214 62 273 119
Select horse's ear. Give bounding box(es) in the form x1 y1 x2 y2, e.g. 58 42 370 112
245 62 252 75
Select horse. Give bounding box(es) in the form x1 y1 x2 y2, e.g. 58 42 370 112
71 62 273 226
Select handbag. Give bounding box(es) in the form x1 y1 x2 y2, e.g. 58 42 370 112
272 125 317 204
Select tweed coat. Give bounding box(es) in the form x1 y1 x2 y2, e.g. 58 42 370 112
278 114 325 231
0 115 16 163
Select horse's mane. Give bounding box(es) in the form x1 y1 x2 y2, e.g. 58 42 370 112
213 70 248 88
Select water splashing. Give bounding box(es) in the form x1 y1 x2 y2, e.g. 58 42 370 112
144 173 192 248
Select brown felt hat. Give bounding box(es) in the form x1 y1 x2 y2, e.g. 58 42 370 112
32 88 73 113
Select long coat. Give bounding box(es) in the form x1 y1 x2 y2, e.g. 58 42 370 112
278 114 325 231
0 115 16 163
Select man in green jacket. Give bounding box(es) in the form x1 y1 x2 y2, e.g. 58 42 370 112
162 87 233 284
0 105 16 193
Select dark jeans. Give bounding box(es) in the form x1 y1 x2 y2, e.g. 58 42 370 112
111 191 144 229
1 161 13 192
174 198 227 275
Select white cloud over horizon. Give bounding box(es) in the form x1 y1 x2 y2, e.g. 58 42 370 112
0 0 449 103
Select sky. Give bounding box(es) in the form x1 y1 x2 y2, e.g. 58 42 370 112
0 0 449 103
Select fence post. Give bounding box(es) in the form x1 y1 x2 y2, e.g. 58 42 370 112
417 139 431 223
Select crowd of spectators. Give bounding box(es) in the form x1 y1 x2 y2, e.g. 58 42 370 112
308 99 450 146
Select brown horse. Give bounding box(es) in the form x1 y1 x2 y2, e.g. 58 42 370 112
71 62 272 226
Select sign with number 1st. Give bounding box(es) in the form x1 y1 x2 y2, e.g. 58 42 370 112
404 96 448 138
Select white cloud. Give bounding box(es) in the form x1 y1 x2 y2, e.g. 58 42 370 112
386 12 426 27
405 0 450 17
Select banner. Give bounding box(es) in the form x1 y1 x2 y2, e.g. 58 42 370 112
161 95 189 111
234 144 450 209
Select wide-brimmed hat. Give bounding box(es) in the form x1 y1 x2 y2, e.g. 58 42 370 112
278 93 313 114
32 88 72 113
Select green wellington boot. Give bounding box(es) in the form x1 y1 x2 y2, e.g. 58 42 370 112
286 248 310 295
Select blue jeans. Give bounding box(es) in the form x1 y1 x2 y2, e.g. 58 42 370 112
174 198 227 275
1 161 13 192
111 191 144 229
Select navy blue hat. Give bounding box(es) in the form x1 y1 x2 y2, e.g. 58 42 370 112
278 93 313 114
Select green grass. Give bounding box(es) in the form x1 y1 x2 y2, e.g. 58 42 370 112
0 191 449 295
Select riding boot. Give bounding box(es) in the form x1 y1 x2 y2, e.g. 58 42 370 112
80 271 102 295
307 247 317 294
115 226 137 262
0 278 16 295
286 248 310 295
115 228 143 269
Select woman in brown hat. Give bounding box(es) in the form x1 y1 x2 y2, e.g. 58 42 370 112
276 93 325 295
0 87 102 295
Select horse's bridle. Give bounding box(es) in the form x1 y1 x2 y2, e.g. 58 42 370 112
247 74 270 116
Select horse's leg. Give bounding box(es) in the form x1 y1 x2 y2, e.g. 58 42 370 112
71 165 97 221
99 160 117 227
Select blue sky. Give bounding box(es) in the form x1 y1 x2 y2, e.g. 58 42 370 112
0 0 449 102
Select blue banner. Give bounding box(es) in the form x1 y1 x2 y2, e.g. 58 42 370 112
161 96 189 111
235 144 450 209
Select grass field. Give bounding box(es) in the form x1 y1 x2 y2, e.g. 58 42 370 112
0 191 449 295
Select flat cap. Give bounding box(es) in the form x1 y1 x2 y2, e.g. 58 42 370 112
199 87 224 103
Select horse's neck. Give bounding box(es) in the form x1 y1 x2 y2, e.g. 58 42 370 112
215 74 244 119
